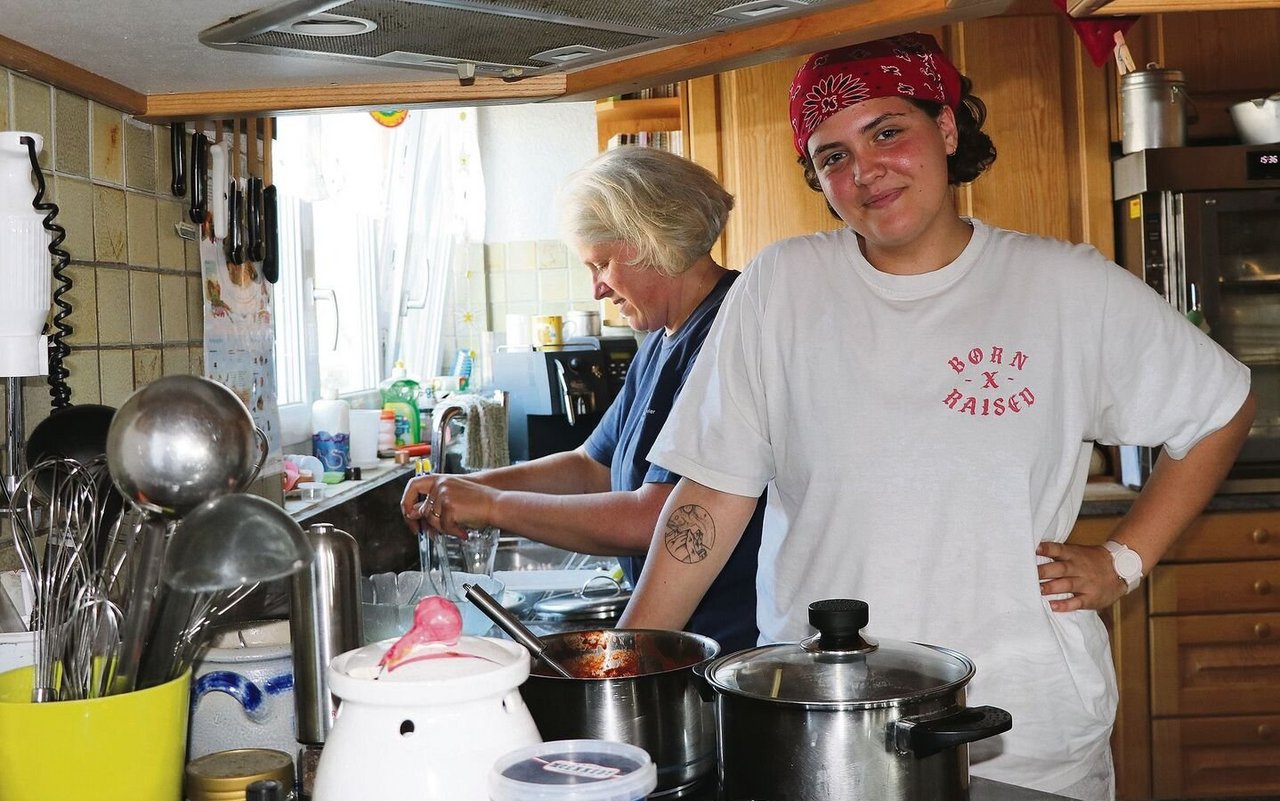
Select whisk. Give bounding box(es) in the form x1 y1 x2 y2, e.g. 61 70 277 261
9 456 113 702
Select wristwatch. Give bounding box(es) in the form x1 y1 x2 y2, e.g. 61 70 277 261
1102 540 1144 594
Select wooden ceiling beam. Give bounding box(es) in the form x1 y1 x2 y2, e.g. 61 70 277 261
138 75 567 123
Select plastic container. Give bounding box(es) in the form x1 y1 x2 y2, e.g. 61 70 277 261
0 666 190 801
378 409 396 452
311 388 350 471
349 408 381 467
380 361 421 446
489 739 657 801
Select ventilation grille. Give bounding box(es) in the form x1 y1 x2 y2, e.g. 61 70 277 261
203 0 848 77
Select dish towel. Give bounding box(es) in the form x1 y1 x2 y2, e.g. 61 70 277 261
435 394 510 471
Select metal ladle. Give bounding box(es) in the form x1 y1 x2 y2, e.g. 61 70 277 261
463 582 576 679
136 493 314 687
106 374 268 692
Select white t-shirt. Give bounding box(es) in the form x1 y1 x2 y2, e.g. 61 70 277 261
648 220 1251 794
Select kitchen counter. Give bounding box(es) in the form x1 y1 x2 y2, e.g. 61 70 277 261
1080 481 1280 517
677 775 1074 800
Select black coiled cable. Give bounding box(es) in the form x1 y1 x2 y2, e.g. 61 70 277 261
20 135 72 409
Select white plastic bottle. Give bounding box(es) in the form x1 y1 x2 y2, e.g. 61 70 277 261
311 388 351 472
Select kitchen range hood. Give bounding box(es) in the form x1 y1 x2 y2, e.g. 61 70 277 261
201 0 877 81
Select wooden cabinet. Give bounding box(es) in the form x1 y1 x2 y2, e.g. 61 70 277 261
1070 0 1280 18
674 8 1120 270
1118 9 1280 143
1148 510 1280 798
1073 509 1280 799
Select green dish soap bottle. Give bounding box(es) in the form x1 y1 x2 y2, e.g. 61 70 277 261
380 361 422 446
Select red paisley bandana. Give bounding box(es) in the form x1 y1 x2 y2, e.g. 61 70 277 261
789 33 962 157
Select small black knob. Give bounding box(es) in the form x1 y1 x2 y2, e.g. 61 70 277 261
246 779 284 801
809 599 869 650
568 357 583 370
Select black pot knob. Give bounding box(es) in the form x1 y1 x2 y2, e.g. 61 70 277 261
808 599 870 651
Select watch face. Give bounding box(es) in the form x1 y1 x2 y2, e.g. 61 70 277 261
1113 549 1143 580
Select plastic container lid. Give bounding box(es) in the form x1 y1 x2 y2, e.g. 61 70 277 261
489 740 657 801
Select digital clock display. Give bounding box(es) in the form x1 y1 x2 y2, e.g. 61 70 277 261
1245 149 1280 180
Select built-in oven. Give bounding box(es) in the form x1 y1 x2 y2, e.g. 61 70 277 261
1114 145 1280 492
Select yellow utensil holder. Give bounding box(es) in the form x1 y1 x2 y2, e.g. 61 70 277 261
0 667 190 801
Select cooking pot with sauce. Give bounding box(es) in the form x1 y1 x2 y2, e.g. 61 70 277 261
519 629 719 798
704 599 1012 801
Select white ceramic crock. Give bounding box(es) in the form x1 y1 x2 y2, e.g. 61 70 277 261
313 635 541 801
188 620 297 760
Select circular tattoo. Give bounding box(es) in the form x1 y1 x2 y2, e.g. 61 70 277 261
664 504 715 564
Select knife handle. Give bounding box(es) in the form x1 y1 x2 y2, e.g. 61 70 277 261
262 184 279 283
189 132 207 225
170 123 186 197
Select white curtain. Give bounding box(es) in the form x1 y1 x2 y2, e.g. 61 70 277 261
378 109 485 381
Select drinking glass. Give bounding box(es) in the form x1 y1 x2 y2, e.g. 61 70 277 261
460 527 500 577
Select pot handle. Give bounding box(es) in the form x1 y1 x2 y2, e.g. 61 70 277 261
691 660 716 703
894 705 1012 758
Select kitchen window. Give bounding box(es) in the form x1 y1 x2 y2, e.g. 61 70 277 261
271 109 485 445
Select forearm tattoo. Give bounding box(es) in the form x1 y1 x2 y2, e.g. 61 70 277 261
663 504 716 564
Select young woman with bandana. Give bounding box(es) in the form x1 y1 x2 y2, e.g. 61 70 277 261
617 33 1256 799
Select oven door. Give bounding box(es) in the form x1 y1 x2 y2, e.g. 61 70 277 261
1183 189 1280 482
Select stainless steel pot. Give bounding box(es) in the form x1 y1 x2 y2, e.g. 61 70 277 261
703 599 1011 801
519 628 719 798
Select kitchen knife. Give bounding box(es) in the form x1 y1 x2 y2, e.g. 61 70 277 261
189 131 207 224
261 117 279 283
169 122 186 196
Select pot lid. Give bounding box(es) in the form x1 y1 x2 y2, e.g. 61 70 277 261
532 577 630 622
705 599 974 706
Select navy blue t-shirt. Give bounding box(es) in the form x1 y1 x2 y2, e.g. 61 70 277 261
584 271 763 653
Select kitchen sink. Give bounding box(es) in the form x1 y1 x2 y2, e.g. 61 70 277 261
493 536 585 572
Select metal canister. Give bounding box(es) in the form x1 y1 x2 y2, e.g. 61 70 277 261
185 748 296 801
289 523 363 745
1121 67 1191 154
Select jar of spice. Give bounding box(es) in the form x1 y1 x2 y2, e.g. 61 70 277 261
185 748 296 801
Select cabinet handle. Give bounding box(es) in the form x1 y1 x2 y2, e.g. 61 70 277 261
1257 580 1274 596
1259 724 1275 741
1254 528 1272 545
1256 622 1273 639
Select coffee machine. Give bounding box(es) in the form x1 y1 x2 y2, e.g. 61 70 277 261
493 337 637 461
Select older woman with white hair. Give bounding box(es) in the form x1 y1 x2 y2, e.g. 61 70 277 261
402 145 765 652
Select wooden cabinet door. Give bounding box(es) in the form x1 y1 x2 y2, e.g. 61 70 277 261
1149 559 1280 614
1151 714 1280 799
1150 612 1280 717
945 13 1115 257
1161 509 1280 563
712 56 844 271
